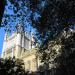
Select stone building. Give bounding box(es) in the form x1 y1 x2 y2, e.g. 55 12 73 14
1 23 41 72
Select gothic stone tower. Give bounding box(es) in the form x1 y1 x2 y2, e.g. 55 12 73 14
2 23 35 58
1 23 41 72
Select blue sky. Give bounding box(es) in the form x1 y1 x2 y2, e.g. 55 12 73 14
0 0 45 56
0 27 5 56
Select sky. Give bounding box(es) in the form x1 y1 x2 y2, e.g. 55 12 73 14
0 0 45 56
0 27 5 56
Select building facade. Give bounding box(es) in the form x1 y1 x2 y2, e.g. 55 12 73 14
1 23 41 72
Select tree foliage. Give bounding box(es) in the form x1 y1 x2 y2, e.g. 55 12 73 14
0 57 25 75
53 30 75 75
29 0 75 67
30 0 75 39
0 0 6 26
1 0 75 36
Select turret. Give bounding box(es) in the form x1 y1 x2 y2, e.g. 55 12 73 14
1 29 8 58
15 23 25 58
16 23 24 33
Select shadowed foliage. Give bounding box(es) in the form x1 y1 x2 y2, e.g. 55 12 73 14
0 0 6 26
52 30 75 75
0 57 25 75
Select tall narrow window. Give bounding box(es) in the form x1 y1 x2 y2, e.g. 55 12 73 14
28 60 31 70
32 58 37 71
